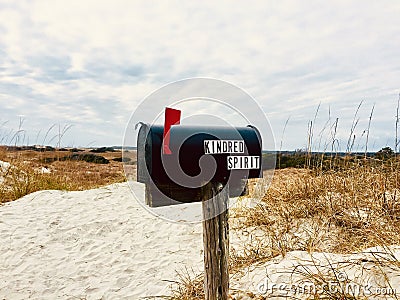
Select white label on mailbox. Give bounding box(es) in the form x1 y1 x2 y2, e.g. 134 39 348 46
227 156 260 170
204 140 244 154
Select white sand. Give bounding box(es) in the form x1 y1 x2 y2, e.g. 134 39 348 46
231 246 400 299
35 166 51 174
0 161 10 172
0 182 203 299
1 181 399 299
0 160 11 184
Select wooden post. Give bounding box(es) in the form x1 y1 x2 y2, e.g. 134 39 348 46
202 182 229 300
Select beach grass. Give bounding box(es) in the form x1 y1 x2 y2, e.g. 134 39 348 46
0 147 126 203
170 160 400 299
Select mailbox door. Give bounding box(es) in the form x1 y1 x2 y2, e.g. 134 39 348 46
137 123 151 183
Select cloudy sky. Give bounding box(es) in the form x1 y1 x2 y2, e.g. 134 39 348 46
0 0 399 151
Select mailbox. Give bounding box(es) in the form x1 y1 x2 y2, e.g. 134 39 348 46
137 123 262 207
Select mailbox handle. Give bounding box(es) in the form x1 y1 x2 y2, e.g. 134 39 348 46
135 121 146 130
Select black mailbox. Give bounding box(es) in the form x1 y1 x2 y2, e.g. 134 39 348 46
137 123 262 207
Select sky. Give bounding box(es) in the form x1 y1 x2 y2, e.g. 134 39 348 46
0 0 399 151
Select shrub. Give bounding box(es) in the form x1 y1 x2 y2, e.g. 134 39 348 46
42 153 109 164
375 146 395 160
90 147 116 153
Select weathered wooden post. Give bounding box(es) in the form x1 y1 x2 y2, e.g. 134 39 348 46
202 182 229 300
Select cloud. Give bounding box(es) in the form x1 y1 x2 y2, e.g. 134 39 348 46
0 0 399 149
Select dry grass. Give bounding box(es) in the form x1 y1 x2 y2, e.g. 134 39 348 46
236 162 400 253
170 270 205 300
171 159 400 299
0 147 127 203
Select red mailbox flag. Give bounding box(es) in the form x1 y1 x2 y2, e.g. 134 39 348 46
163 107 181 155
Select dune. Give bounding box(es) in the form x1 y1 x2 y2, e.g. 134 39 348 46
1 181 399 299
0 182 203 299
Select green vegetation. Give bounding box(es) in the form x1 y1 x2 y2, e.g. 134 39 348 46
90 147 116 153
43 153 110 164
269 147 398 170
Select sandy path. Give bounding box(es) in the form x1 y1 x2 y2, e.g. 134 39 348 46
0 182 203 299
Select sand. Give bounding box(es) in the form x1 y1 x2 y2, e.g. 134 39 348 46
0 182 203 299
231 246 400 299
1 181 399 299
0 160 10 184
